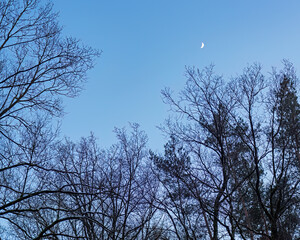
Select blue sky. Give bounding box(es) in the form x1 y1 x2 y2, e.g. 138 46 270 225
53 0 300 151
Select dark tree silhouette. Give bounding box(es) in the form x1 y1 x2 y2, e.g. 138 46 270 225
158 61 300 240
151 136 207 239
0 0 99 238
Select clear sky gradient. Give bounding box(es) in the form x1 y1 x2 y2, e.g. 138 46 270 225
53 0 300 151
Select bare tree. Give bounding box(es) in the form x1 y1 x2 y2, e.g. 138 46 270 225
159 62 300 240
14 125 159 239
160 65 239 239
229 61 300 239
0 0 99 237
0 0 98 138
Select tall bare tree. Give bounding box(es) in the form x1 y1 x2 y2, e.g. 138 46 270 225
160 65 239 239
159 62 300 240
0 0 99 237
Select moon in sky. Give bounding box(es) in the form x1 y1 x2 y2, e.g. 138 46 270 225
201 42 204 48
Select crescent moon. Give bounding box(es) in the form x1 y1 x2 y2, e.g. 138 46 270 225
201 42 204 48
